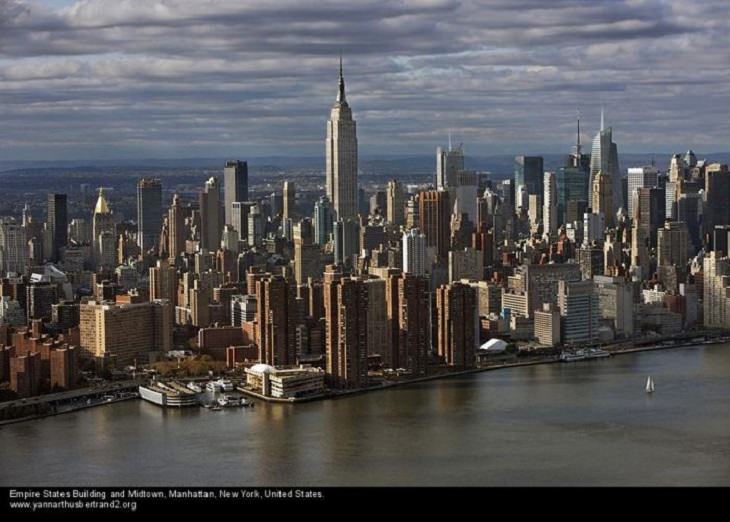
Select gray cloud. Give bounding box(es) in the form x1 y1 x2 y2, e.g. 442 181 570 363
0 0 729 161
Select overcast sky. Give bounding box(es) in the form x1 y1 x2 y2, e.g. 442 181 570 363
1 0 729 161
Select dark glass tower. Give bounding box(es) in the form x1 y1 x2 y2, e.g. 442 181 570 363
137 178 162 253
47 193 68 262
224 160 249 228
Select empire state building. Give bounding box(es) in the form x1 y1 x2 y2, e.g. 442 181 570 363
326 58 358 220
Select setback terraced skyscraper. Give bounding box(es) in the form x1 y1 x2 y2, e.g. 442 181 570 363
325 58 358 221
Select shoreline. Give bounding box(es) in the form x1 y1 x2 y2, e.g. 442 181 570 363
3 333 728 423
238 332 730 404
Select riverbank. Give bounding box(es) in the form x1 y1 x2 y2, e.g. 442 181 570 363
238 330 730 403
3 331 729 421
0 382 139 426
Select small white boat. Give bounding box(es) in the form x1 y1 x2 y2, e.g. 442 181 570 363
217 379 234 392
222 395 241 407
187 382 203 393
206 381 221 392
560 350 586 362
646 376 655 393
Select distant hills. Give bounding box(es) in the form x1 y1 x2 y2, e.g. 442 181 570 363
2 152 730 180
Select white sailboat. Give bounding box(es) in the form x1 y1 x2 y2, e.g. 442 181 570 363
646 376 655 393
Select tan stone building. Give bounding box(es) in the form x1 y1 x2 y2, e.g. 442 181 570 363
79 299 172 366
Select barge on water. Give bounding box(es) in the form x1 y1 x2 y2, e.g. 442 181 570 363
139 381 199 407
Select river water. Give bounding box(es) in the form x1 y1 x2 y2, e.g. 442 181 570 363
1 344 729 486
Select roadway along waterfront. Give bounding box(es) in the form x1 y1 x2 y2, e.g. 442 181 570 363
1 343 729 486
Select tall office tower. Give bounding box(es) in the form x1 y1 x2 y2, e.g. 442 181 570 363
631 218 650 280
136 178 162 253
26 282 58 321
514 156 544 201
436 281 477 369
21 202 31 227
283 181 296 221
713 225 730 256
453 170 479 224
406 195 419 229
149 259 177 305
325 58 358 220
703 252 730 328
99 232 117 269
578 242 604 279
558 279 599 344
704 163 730 237
677 192 703 253
589 111 621 214
269 192 283 217
255 275 298 366
657 221 690 287
402 228 426 276
543 171 558 238
79 299 172 365
418 189 451 262
557 114 591 224
47 194 67 262
333 218 360 266
594 275 634 337
627 166 659 218
634 187 666 248
592 170 613 227
167 194 187 260
527 194 542 228
223 160 248 227
324 271 368 389
0 219 28 276
386 179 405 226
436 141 465 190
294 219 321 285
229 201 247 244
665 181 678 219
389 273 430 375
313 196 334 246
668 154 686 183
199 177 222 251
247 203 263 247
557 166 589 226
522 263 582 315
92 189 115 265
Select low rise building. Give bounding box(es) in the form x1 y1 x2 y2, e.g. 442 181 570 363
245 364 325 399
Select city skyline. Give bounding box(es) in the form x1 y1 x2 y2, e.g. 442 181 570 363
2 0 730 161
3 0 730 499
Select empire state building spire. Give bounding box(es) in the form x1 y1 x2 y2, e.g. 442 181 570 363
337 55 348 106
326 56 358 221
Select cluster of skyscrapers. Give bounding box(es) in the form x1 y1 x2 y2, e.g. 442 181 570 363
3 59 730 399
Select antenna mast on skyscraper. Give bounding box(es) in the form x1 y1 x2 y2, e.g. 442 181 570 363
600 106 605 131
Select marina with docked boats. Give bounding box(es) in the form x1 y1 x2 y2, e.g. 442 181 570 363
138 378 256 410
3 330 730 424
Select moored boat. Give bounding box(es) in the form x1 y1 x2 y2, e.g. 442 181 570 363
139 381 199 408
